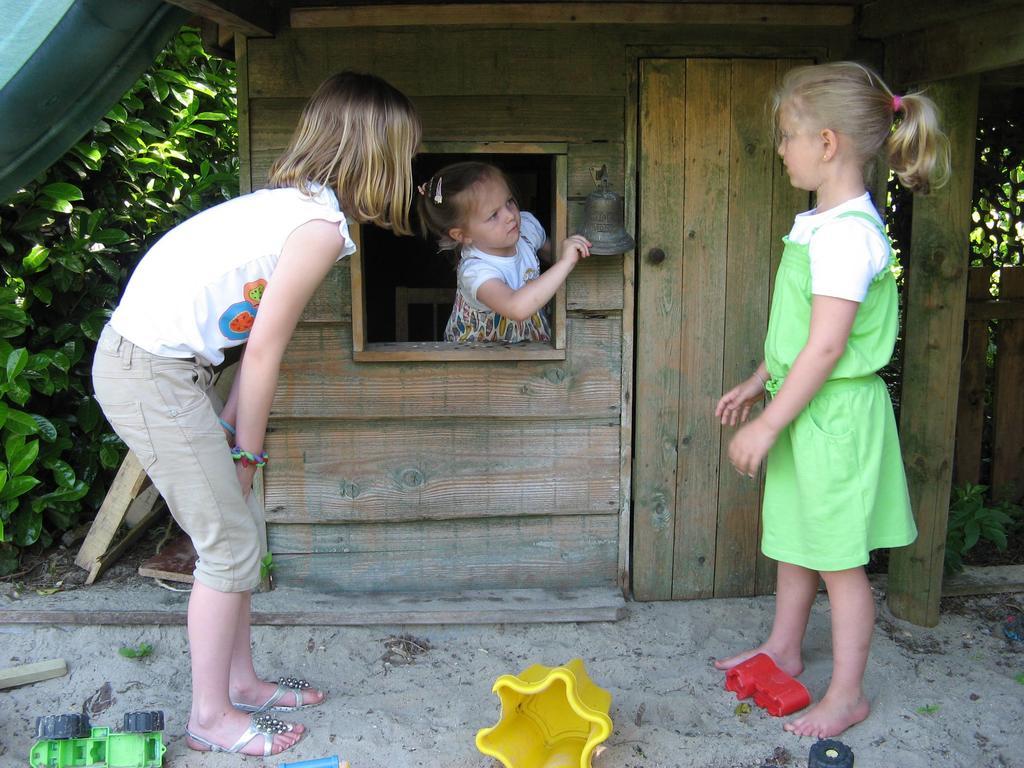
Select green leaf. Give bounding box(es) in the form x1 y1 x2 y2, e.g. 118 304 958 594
9 440 39 477
0 475 41 501
0 304 28 323
12 507 42 546
118 642 153 659
52 352 71 373
22 244 50 271
78 398 100 431
963 520 981 551
51 460 75 489
31 415 57 442
6 348 28 381
95 228 131 244
99 444 121 469
260 552 275 581
5 380 30 406
41 182 84 202
916 704 941 715
105 104 129 123
37 481 88 503
39 198 74 215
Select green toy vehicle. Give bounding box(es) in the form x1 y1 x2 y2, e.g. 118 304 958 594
29 711 165 768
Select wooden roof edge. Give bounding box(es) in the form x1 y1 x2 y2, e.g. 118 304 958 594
290 2 857 29
164 0 276 37
859 0 1022 39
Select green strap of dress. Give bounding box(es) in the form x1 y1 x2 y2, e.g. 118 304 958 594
764 209 900 392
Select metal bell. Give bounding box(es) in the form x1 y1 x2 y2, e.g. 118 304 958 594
578 165 635 255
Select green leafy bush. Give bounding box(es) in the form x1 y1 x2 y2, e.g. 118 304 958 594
945 483 1022 574
0 27 237 574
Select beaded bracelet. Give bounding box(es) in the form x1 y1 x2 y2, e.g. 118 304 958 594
218 417 236 436
231 446 269 468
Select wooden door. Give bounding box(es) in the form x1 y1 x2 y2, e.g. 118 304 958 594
632 58 808 600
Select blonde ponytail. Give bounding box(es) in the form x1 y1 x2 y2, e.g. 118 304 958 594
887 91 951 194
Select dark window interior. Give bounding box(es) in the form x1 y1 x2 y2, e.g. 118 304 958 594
362 153 554 343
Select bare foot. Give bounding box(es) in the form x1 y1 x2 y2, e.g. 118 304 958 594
186 710 305 756
231 678 326 710
713 645 803 677
784 692 869 738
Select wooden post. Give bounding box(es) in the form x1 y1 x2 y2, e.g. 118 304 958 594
887 76 979 627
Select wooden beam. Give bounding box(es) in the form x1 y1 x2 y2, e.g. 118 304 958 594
887 76 979 628
860 0 1022 39
164 0 274 37
0 588 626 625
291 3 855 29
0 659 67 690
75 451 148 572
966 298 1024 320
884 4 1024 86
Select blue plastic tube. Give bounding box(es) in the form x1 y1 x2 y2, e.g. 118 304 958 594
280 757 340 768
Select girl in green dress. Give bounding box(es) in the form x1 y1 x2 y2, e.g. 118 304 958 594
714 61 950 739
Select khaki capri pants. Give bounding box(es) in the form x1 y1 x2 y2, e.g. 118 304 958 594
92 324 266 592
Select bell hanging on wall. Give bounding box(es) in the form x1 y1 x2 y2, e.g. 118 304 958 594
579 165 635 255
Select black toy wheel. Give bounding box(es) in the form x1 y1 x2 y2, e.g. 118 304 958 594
123 710 165 733
808 739 854 768
35 713 91 740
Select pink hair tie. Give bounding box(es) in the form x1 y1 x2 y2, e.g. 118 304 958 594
892 94 903 112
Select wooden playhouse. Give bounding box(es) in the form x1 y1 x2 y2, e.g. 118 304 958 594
161 0 1023 627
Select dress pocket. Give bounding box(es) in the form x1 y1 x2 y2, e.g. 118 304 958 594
790 401 862 515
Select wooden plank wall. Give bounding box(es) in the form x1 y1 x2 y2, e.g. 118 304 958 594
244 21 849 595
248 24 628 593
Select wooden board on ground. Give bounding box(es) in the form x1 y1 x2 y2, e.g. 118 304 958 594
941 564 1024 597
0 658 67 690
0 587 626 625
138 533 197 584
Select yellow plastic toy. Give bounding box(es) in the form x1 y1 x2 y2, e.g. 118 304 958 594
475 658 613 768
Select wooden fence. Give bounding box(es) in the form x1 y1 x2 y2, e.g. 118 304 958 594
954 265 1024 502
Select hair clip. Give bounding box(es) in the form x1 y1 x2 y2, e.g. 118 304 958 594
417 182 429 196
433 176 443 205
891 94 903 112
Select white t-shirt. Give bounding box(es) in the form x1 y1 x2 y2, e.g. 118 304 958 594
111 186 356 365
788 192 890 303
456 211 547 311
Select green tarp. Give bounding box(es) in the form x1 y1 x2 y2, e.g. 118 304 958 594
0 0 188 200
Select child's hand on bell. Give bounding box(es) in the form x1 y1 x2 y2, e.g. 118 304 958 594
559 234 591 265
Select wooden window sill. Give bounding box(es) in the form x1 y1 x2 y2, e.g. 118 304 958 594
353 341 567 362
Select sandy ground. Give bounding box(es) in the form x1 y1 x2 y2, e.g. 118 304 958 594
1 546 1022 768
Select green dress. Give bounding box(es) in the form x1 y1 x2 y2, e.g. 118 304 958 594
761 210 916 571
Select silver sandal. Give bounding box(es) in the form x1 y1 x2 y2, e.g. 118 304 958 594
232 677 323 713
186 712 298 756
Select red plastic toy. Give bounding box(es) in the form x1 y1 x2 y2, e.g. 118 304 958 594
724 653 810 716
